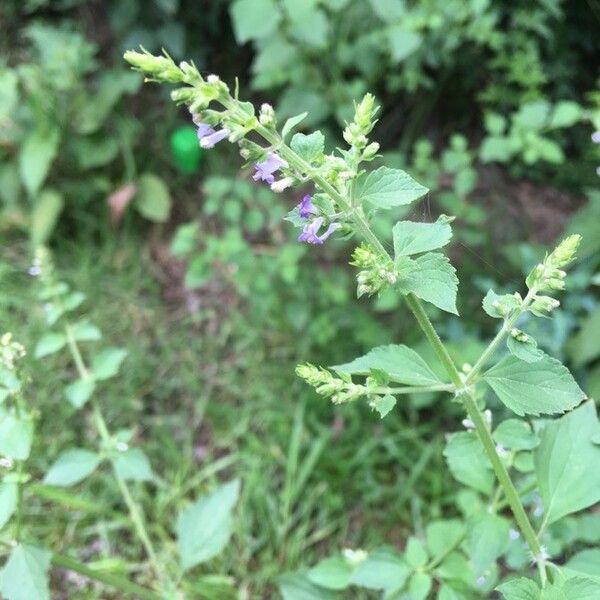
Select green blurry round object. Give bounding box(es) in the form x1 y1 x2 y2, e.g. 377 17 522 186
170 125 203 174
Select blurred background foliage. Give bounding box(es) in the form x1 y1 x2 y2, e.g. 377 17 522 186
0 0 599 597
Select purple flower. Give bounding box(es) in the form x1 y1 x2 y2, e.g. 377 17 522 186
592 131 600 144
199 127 230 149
298 217 341 245
298 195 317 219
253 153 288 185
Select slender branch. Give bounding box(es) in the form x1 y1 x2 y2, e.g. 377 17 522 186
51 554 162 600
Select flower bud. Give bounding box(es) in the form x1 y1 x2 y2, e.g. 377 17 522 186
549 235 581 268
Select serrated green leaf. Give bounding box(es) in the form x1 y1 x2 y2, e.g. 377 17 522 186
371 395 396 418
290 131 324 163
425 520 465 561
392 216 453 258
34 332 66 358
332 344 443 386
19 127 60 197
0 544 51 600
281 112 308 140
357 166 428 210
467 512 510 576
307 556 352 590
0 482 17 530
496 577 540 600
566 549 600 577
483 353 585 416
493 419 539 451
114 448 154 482
177 479 240 571
135 173 172 222
444 432 494 494
44 448 101 487
561 577 600 600
507 336 543 363
397 252 459 314
91 347 127 380
0 413 33 460
534 401 600 525
64 378 95 409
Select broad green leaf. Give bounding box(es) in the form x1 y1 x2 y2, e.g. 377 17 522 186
479 136 513 163
288 9 329 48
290 131 324 163
64 378 95 409
135 173 172 222
566 549 600 577
534 401 600 524
387 26 422 62
438 584 470 600
350 547 409 591
507 336 543 363
74 136 120 169
0 68 18 120
371 394 396 418
30 189 64 247
569 305 600 367
278 573 336 600
549 101 581 129
356 166 428 210
0 544 51 600
70 321 102 342
19 127 60 197
170 222 199 256
176 479 240 570
34 332 66 358
0 413 33 460
281 112 308 140
91 347 127 380
496 577 540 600
0 481 17 530
444 432 494 494
392 216 453 257
426 520 465 561
307 556 352 590
397 252 459 314
44 448 101 487
435 552 476 589
561 577 600 600
230 0 281 43
483 353 585 416
333 344 443 386
405 536 428 569
467 512 510 576
493 419 539 451
114 448 154 482
408 572 432 600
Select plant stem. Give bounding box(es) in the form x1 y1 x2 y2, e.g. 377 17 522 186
51 554 162 600
374 384 455 395
63 324 172 591
462 393 547 585
465 290 535 384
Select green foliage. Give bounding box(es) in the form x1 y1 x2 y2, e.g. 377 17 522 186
0 544 51 600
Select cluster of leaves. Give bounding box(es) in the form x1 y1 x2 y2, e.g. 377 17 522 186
0 250 241 599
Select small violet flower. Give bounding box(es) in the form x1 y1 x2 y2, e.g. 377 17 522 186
298 195 317 219
298 217 340 245
253 153 288 185
197 123 230 149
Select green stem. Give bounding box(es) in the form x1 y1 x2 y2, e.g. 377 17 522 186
64 325 172 591
51 554 162 600
373 384 455 395
465 289 535 385
462 394 547 585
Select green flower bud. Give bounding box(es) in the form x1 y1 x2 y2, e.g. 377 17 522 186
549 234 581 268
123 49 183 83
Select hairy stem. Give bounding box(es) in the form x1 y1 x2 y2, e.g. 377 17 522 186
51 554 162 600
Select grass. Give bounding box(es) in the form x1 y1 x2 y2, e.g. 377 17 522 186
0 228 462 598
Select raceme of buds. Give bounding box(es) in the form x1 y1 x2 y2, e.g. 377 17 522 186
351 244 399 297
1 333 26 371
526 235 581 292
529 295 560 317
123 49 183 83
343 94 379 149
259 103 276 127
295 364 370 405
